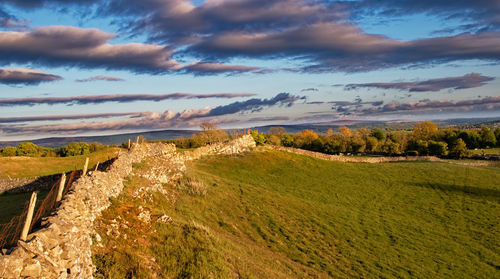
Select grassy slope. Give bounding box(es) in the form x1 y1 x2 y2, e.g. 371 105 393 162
94 150 500 278
0 148 120 179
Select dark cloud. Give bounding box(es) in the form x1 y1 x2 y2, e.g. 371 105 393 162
0 112 136 123
301 88 319 92
345 73 495 92
1 0 98 9
75 75 125 82
0 67 62 85
208 93 305 116
1 93 303 134
0 93 256 106
306 101 325 105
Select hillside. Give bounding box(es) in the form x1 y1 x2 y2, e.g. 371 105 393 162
92 149 500 278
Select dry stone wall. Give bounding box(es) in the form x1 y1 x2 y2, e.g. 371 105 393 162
0 135 255 279
267 145 442 163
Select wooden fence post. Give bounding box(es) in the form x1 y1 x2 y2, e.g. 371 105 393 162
82 157 89 176
94 162 99 172
136 136 140 145
20 192 37 241
128 139 131 150
56 173 66 202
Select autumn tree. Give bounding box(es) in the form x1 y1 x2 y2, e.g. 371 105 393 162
413 121 438 140
197 122 228 144
269 126 286 136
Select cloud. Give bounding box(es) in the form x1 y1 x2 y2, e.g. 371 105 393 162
248 116 290 122
75 75 125 82
331 96 500 116
0 112 137 123
3 1 500 73
352 0 500 33
207 93 305 116
0 92 256 106
0 26 182 73
345 73 495 92
1 92 304 134
181 62 263 75
190 21 500 72
97 0 346 44
0 67 62 85
366 97 500 114
301 88 319 92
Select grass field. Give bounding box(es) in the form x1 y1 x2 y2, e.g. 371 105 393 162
0 147 120 179
469 148 500 155
93 150 500 278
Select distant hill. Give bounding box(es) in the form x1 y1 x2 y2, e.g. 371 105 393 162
252 117 500 133
2 116 498 149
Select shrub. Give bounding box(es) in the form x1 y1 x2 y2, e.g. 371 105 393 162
1 146 17 157
251 130 266 146
428 141 448 156
16 142 40 157
60 142 90 157
449 138 469 159
280 134 294 147
406 150 419 156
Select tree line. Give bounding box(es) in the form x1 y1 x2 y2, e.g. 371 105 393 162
0 142 107 157
251 122 500 159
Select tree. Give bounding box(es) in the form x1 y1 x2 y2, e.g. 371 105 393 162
250 130 266 145
428 141 448 156
365 136 379 153
413 121 438 140
449 138 469 159
281 134 294 147
16 142 40 157
480 126 496 148
1 146 17 157
371 128 385 141
495 128 500 146
295 130 319 148
61 142 90 157
266 134 281 146
197 123 227 144
338 126 352 138
269 126 286 135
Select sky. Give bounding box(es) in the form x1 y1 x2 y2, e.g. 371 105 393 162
0 0 499 140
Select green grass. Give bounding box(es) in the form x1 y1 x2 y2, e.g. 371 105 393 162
0 147 120 178
170 151 500 278
93 150 500 278
0 191 50 224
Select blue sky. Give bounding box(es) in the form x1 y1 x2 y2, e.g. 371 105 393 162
0 0 499 140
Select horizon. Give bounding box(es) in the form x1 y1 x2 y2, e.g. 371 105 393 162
1 1 499 140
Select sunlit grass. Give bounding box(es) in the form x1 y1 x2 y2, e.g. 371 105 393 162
0 147 120 179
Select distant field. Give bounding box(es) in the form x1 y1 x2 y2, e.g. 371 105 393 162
469 148 500 155
94 150 499 278
0 147 120 179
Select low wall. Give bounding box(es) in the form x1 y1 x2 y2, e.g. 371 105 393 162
0 135 255 279
267 145 441 163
